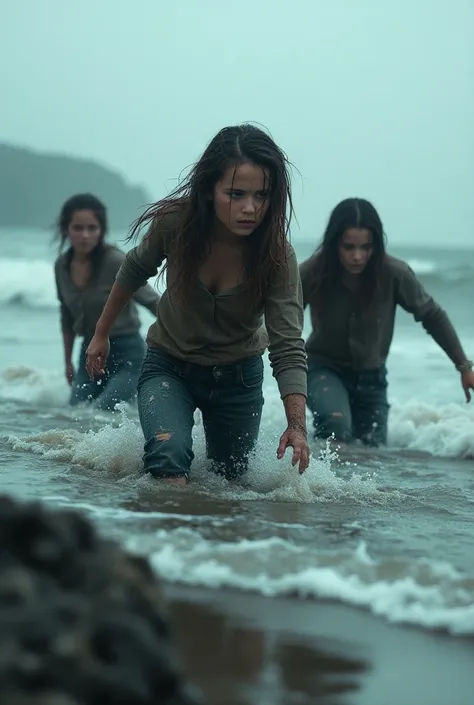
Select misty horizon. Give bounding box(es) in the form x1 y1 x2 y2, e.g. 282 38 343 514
2 0 473 245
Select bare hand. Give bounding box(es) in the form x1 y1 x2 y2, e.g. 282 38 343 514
85 334 110 380
461 370 474 402
277 427 310 474
65 362 74 386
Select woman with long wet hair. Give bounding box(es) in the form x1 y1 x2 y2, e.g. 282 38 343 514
54 193 159 410
300 197 474 446
85 125 309 482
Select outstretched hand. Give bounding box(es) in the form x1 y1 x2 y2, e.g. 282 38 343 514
461 370 474 402
85 334 110 380
277 427 310 474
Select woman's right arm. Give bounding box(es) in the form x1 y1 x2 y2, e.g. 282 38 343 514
85 282 136 378
55 265 76 385
264 248 309 474
85 217 168 378
62 330 76 384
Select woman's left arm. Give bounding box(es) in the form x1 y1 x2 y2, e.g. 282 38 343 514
397 263 474 401
264 248 310 473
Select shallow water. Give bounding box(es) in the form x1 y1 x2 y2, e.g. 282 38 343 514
1 229 474 641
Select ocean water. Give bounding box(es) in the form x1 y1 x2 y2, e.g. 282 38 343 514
1 227 474 638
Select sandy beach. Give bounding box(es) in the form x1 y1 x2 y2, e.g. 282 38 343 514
165 585 474 705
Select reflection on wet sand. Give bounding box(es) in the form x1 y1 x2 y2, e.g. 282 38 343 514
275 639 366 704
165 585 474 705
168 597 367 705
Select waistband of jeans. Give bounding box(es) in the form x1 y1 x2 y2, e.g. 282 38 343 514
147 346 261 374
307 356 386 375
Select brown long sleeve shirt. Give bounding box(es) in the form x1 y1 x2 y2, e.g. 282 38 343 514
115 212 308 399
299 254 467 370
55 245 160 340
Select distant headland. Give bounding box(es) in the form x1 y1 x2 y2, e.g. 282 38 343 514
0 143 152 230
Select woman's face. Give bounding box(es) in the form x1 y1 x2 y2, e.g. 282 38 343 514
212 162 270 237
66 209 102 255
338 227 373 274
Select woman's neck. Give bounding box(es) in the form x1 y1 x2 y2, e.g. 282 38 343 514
211 217 246 249
341 269 362 291
71 252 90 263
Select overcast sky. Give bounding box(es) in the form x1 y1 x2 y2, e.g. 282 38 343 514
2 0 473 245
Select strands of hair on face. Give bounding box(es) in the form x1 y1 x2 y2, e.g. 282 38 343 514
125 124 295 307
306 198 386 315
54 193 108 280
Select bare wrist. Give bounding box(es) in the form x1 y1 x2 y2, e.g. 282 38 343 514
283 393 307 436
287 420 308 438
95 319 111 337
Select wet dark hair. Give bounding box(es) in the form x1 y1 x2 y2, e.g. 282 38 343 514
127 124 295 305
54 193 108 276
0 495 203 705
305 198 387 312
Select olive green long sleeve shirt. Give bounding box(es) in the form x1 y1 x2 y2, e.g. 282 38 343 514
55 245 160 340
300 254 467 369
115 213 307 399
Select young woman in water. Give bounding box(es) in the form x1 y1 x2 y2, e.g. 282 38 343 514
300 197 474 446
85 124 309 483
54 193 160 410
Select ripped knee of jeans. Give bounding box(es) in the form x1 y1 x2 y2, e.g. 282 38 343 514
314 410 352 442
155 432 172 442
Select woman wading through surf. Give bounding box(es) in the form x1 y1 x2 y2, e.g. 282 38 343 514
86 125 309 482
300 197 474 446
54 194 159 410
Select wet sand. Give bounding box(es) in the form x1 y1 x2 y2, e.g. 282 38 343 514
165 585 474 705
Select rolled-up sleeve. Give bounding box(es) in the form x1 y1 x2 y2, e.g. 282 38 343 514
264 248 308 399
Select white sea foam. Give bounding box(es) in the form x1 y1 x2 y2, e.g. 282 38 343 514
123 527 474 636
0 257 160 309
3 364 474 460
3 376 474 639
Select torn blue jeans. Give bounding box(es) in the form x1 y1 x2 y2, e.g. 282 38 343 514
307 358 390 446
137 347 264 480
70 333 146 411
